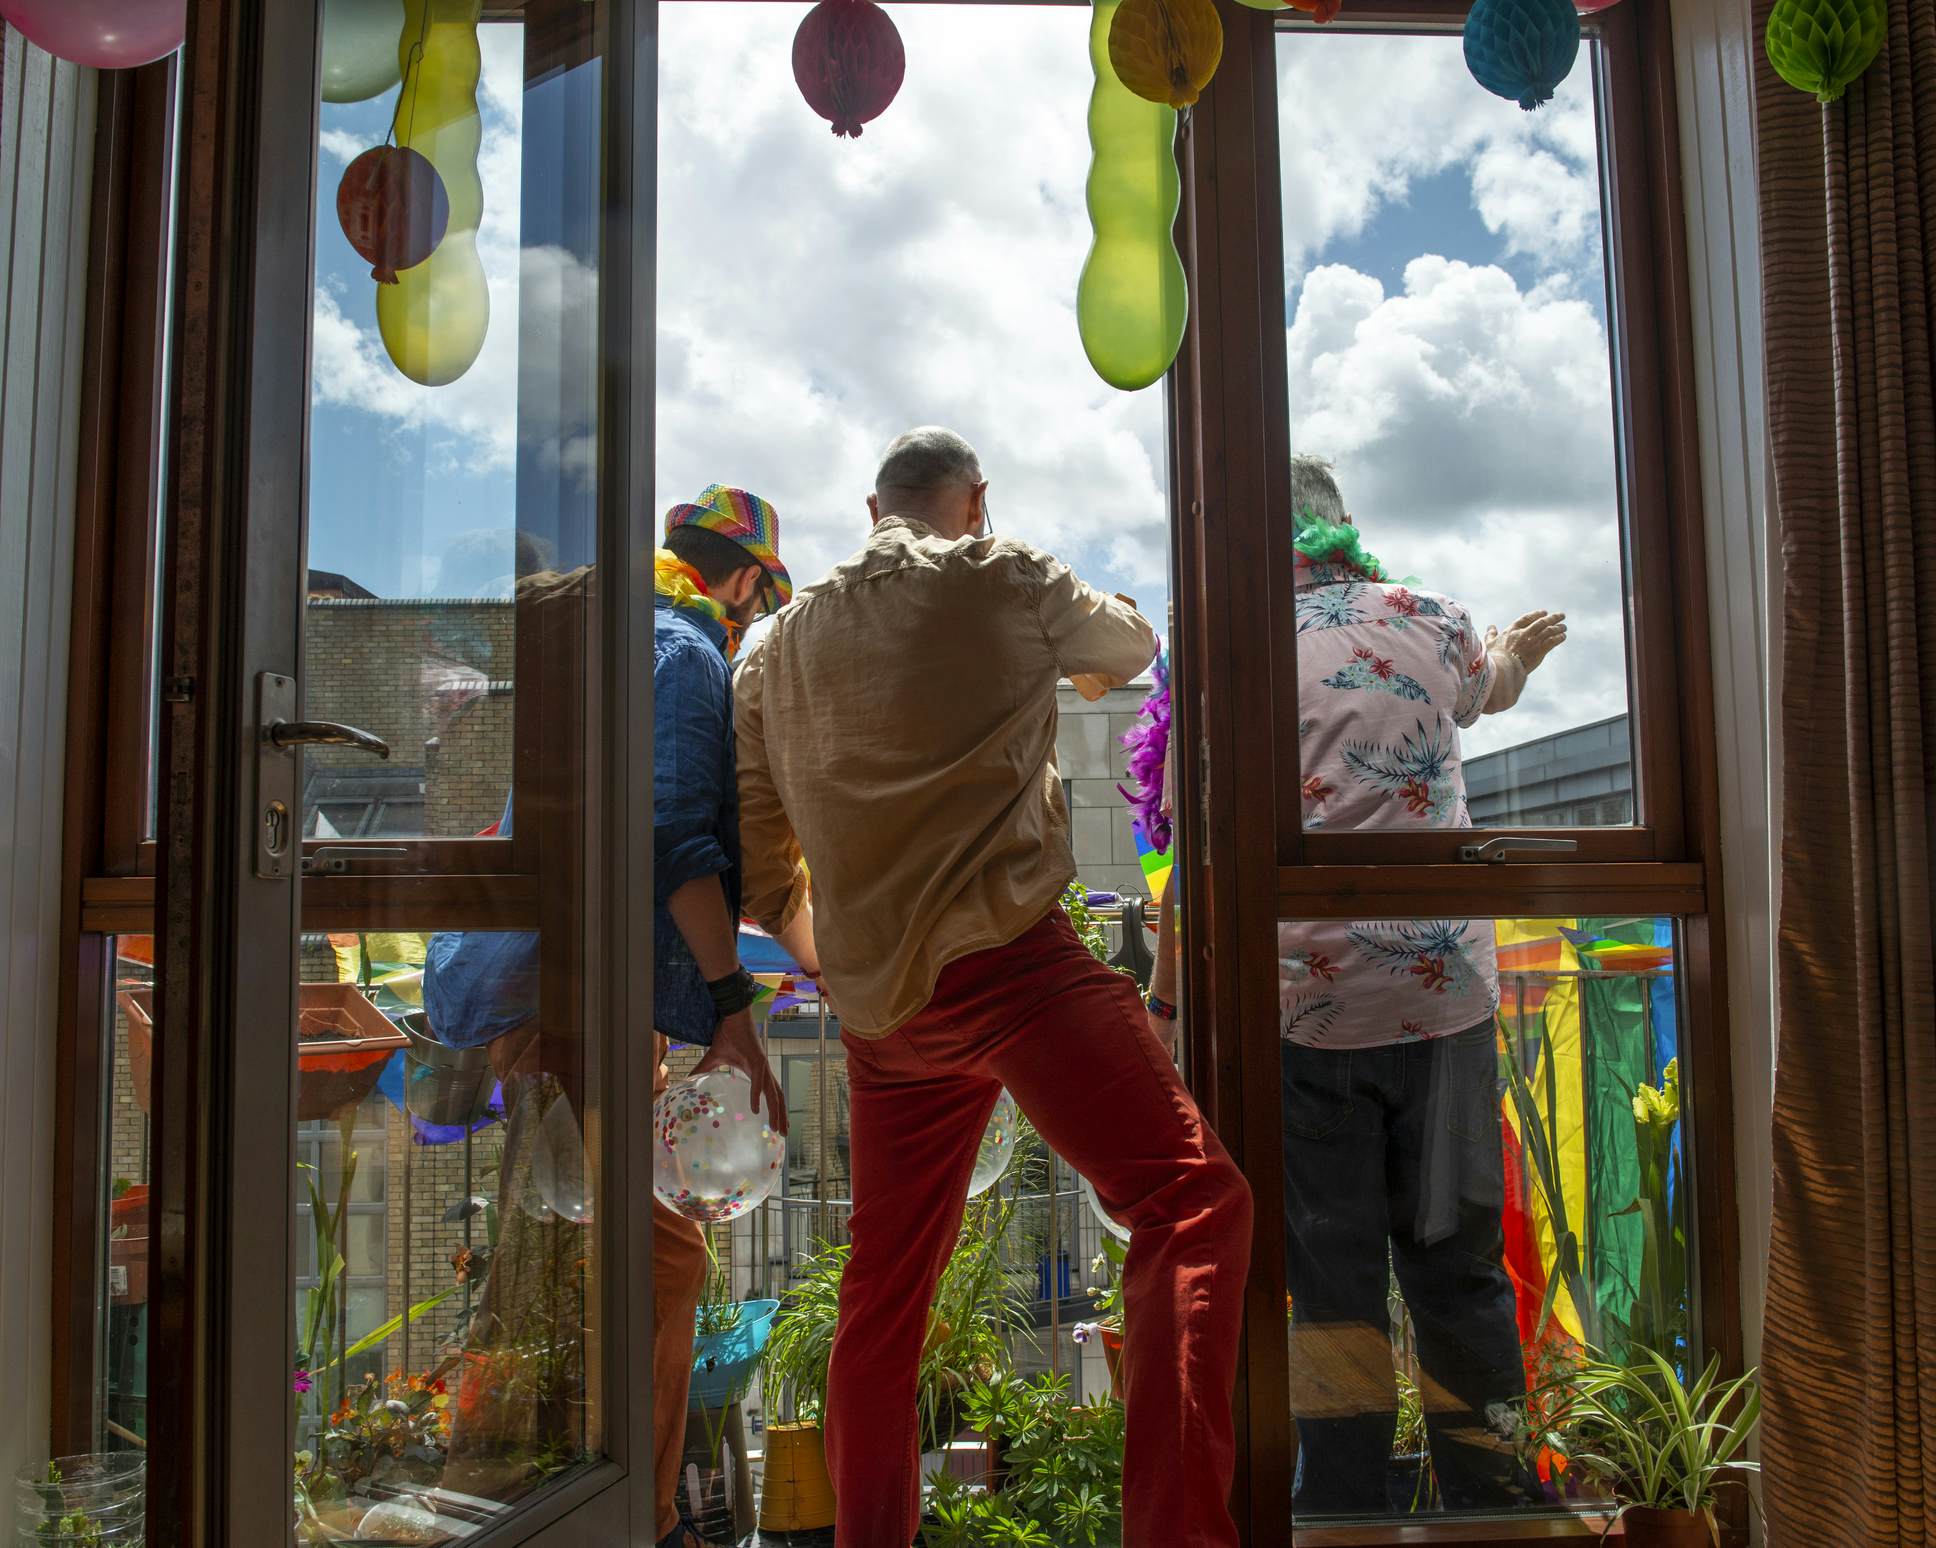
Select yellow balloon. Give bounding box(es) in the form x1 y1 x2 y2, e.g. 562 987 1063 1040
1077 0 1188 392
375 0 489 387
1107 0 1224 110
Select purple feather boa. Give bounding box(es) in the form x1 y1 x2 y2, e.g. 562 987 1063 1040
1117 641 1172 854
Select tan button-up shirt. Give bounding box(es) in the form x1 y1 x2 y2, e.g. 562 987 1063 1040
735 516 1156 1037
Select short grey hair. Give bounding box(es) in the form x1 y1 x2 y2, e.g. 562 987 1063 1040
1289 454 1346 526
875 426 982 494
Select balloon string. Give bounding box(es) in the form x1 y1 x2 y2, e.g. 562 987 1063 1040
384 2 437 152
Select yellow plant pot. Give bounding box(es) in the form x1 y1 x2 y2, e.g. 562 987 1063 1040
756 1421 836 1532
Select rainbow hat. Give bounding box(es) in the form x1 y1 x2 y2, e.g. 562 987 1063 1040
664 485 793 609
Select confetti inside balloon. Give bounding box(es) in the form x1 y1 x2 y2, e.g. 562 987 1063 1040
966 1090 1019 1198
1080 1172 1133 1242
654 1068 787 1224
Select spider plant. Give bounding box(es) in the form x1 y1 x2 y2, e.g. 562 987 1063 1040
1531 1347 1759 1526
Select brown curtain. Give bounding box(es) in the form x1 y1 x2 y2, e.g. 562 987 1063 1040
1756 0 1936 1538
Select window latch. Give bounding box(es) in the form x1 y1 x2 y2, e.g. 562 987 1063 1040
1457 836 1579 864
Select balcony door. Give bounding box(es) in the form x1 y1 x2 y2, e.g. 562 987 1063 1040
148 2 657 1542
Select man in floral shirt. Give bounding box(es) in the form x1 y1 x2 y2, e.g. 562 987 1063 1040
1280 456 1566 1515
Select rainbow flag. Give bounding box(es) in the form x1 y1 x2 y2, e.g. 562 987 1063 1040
1132 823 1172 901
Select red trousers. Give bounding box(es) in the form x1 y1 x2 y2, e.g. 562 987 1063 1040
826 911 1253 1547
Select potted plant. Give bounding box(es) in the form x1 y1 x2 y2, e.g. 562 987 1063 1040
1529 1347 1760 1546
1072 1235 1127 1397
757 1240 846 1533
689 1229 779 1415
926 1373 1125 1547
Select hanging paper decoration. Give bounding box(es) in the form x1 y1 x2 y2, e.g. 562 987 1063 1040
375 0 490 387
1107 0 1224 109
1285 0 1347 21
1764 0 1885 103
1462 0 1581 111
792 0 906 139
322 0 406 104
1078 0 1189 392
337 145 450 284
0 0 184 69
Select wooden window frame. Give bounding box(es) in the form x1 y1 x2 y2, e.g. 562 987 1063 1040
1171 1 1746 1543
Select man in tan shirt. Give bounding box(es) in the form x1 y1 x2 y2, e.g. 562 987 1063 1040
737 427 1254 1547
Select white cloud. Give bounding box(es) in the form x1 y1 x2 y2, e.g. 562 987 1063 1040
1276 31 1601 284
1286 255 1627 753
653 3 1171 605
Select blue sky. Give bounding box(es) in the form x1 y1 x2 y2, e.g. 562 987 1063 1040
308 11 1624 754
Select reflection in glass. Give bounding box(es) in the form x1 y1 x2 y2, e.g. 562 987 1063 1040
1274 30 1635 828
293 0 607 1535
104 939 155 1453
292 930 596 1540
1278 914 1686 1521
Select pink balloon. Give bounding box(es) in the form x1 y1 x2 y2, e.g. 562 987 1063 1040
0 0 185 71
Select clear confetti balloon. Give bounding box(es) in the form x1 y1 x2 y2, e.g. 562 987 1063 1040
355 1499 443 1542
1079 1171 1133 1242
531 1091 594 1224
654 1068 786 1223
966 1089 1019 1198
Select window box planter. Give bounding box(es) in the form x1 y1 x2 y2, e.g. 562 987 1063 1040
119 983 407 1122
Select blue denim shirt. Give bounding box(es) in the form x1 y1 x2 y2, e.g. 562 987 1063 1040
421 601 738 1050
651 601 740 1045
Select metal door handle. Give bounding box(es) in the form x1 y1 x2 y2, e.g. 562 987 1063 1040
1457 836 1580 863
265 719 390 759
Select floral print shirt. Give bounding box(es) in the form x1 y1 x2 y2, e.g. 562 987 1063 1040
1280 553 1500 1048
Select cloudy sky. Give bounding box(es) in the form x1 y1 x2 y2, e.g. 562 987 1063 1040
308 6 1629 762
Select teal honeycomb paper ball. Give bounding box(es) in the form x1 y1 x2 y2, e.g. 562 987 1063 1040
1766 0 1886 103
1463 0 1582 111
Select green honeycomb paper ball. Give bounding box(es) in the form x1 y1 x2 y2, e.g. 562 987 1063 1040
1766 0 1886 104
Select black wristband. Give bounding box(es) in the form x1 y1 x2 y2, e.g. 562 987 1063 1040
707 967 761 1018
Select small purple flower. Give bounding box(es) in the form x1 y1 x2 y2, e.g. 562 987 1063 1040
292 1366 313 1394
1071 1321 1099 1346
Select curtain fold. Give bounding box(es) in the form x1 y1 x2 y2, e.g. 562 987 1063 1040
1755 0 1936 1537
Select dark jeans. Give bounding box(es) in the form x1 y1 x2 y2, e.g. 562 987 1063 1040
1282 1022 1527 1515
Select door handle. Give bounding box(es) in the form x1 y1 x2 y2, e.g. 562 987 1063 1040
265 719 390 758
1457 836 1580 864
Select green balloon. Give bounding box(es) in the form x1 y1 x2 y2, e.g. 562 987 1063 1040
1765 0 1885 103
1077 0 1188 393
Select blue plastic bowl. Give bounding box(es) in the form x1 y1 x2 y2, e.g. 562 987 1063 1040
688 1298 779 1412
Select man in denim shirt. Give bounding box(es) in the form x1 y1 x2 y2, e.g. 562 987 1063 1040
425 488 815 1548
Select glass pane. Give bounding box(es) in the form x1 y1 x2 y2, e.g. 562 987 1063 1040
102 937 156 1452
294 927 591 1538
146 88 184 842
1276 30 1636 830
294 0 611 1534
303 9 540 845
1276 912 1689 1523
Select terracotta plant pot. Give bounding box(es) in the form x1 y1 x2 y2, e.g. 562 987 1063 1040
1100 1326 1125 1398
1622 1506 1718 1547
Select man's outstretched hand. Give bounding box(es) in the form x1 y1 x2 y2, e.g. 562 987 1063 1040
693 1008 788 1135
